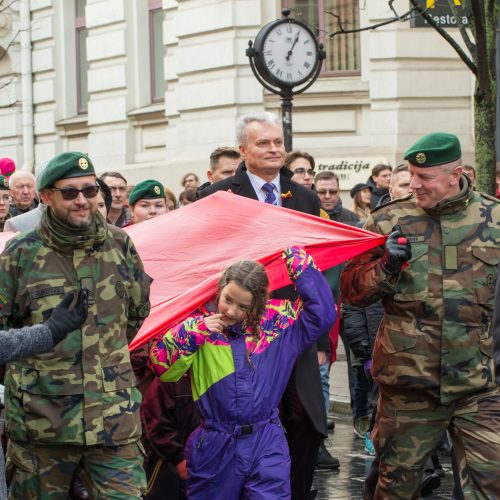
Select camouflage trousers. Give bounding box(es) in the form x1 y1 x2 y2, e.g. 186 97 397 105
373 387 500 500
5 439 146 499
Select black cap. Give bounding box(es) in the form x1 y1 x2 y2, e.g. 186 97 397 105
350 182 373 199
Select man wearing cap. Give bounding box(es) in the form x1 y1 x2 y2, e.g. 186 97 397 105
0 151 152 498
0 176 12 231
341 132 500 498
127 179 168 225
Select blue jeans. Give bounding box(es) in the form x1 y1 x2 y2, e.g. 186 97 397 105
319 360 330 417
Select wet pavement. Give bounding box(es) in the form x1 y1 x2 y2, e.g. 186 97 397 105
312 418 456 499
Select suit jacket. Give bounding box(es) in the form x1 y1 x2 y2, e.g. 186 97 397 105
199 162 327 436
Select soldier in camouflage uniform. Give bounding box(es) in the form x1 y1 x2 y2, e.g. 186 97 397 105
0 152 152 499
341 132 500 499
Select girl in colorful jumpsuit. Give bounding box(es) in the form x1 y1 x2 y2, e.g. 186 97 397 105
149 247 336 499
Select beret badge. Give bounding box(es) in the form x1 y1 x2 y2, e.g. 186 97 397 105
79 157 89 170
154 185 161 195
416 153 426 164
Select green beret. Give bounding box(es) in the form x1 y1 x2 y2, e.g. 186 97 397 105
129 179 165 206
38 152 95 190
404 132 461 167
0 175 9 190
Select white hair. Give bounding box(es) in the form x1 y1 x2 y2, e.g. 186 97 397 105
236 112 281 146
8 170 35 189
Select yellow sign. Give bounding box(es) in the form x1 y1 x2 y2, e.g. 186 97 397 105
427 0 461 7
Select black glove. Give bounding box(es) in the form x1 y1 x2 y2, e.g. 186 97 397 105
350 340 371 361
45 289 89 345
380 226 412 275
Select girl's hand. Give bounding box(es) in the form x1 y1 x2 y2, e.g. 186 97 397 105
203 313 227 333
176 459 187 480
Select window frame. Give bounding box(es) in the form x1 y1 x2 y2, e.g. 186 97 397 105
282 0 361 77
148 0 166 103
75 0 88 114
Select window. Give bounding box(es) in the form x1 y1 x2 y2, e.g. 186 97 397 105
149 0 165 102
283 0 360 75
75 0 88 113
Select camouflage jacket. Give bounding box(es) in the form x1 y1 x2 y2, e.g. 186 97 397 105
0 209 152 446
341 175 500 404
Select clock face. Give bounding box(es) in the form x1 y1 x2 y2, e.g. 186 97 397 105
259 22 318 87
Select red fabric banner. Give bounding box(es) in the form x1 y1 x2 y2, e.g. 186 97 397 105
0 192 386 352
126 192 385 350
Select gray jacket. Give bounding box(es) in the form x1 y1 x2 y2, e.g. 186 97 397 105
0 322 54 498
4 204 45 233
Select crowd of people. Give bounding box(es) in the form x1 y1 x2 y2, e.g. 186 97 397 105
0 112 498 500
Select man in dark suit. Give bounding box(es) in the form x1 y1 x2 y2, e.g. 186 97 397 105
199 112 326 500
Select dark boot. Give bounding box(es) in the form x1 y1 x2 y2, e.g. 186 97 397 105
315 441 340 470
420 471 441 498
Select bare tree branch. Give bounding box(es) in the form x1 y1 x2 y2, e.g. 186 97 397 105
447 0 476 59
408 0 477 76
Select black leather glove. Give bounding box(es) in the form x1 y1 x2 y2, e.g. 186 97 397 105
350 340 371 361
45 289 89 345
380 226 412 275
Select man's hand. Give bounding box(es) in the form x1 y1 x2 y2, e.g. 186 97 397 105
380 226 411 275
46 289 89 345
203 313 227 333
317 350 327 366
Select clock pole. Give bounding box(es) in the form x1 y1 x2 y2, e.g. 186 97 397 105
281 88 293 152
246 9 325 153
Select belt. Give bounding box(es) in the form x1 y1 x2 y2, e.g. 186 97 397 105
202 410 281 437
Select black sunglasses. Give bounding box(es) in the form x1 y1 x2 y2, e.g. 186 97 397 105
51 184 100 201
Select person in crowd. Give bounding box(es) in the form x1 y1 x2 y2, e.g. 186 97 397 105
95 178 113 221
164 187 177 212
285 149 338 467
313 170 360 471
315 171 358 225
199 112 329 499
387 163 411 201
128 179 168 225
341 132 500 499
284 150 316 190
141 373 199 500
0 157 15 177
0 290 88 499
178 188 197 207
197 147 241 195
4 161 48 233
150 246 335 499
0 151 152 498
8 170 37 217
208 147 240 184
462 164 476 186
350 182 373 222
99 171 131 227
181 172 200 190
0 175 11 231
367 164 392 208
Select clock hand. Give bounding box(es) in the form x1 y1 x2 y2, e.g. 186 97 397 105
286 31 300 61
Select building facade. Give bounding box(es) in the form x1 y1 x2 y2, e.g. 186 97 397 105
0 0 474 194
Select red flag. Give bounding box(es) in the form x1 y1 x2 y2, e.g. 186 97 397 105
0 192 386 352
126 191 384 350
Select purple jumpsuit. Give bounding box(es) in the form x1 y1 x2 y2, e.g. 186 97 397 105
150 249 336 499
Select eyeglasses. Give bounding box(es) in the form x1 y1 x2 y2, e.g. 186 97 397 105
0 195 10 202
293 168 315 177
317 189 339 196
51 184 100 201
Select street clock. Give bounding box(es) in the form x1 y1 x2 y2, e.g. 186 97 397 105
247 9 326 151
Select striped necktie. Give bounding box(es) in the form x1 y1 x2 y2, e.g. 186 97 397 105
262 183 277 205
